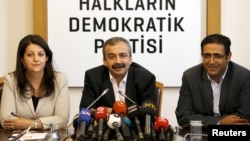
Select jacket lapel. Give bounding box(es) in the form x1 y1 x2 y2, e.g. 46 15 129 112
201 70 214 112
102 73 115 105
125 67 137 106
219 63 232 112
25 98 36 117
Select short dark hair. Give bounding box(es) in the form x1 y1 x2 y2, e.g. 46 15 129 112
201 33 231 56
102 37 132 59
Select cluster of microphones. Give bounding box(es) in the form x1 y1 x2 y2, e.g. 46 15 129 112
72 88 174 141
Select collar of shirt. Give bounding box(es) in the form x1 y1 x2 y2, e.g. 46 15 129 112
207 65 228 116
109 72 128 101
207 65 228 83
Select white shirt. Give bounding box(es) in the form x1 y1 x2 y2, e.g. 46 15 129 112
109 73 127 102
207 65 228 116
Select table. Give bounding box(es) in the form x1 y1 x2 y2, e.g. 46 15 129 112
0 127 208 141
0 128 72 141
66 127 208 141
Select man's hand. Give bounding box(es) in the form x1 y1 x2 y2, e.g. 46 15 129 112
220 115 249 125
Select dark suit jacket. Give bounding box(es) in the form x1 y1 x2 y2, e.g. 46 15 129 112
175 61 250 127
79 62 156 111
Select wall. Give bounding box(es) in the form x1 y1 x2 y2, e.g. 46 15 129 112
0 0 33 75
221 1 250 69
1 0 250 128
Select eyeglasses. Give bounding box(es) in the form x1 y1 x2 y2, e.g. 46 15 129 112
202 53 225 60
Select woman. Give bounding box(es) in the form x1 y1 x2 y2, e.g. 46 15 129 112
0 34 70 130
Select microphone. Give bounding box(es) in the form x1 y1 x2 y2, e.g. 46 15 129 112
113 101 131 140
118 91 146 141
166 125 174 141
90 124 98 141
124 117 137 140
154 117 169 141
73 88 109 130
124 116 132 127
103 127 111 141
130 124 138 140
95 106 109 141
118 91 141 108
87 88 109 109
87 109 96 136
140 101 157 141
127 104 144 141
76 108 91 141
151 122 157 141
107 113 124 141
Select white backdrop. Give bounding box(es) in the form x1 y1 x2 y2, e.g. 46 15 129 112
47 0 203 87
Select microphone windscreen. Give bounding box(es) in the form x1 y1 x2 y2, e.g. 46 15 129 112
95 106 108 121
154 117 169 132
113 101 127 115
78 108 91 125
127 104 141 118
140 101 157 116
124 116 132 127
107 114 121 129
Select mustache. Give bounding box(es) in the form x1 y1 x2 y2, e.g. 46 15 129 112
112 63 125 69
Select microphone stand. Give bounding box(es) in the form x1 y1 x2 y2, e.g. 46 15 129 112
87 88 109 109
118 91 141 108
134 116 144 141
151 122 157 141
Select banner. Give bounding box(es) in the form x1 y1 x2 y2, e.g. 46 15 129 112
48 0 203 87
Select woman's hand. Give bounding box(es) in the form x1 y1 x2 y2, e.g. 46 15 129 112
2 117 34 130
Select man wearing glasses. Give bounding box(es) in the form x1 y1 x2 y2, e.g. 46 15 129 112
175 34 250 128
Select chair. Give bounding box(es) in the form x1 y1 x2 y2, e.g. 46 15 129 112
0 77 3 129
0 77 3 101
155 81 164 116
0 77 3 102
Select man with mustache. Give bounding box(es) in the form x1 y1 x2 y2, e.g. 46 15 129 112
79 36 157 113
